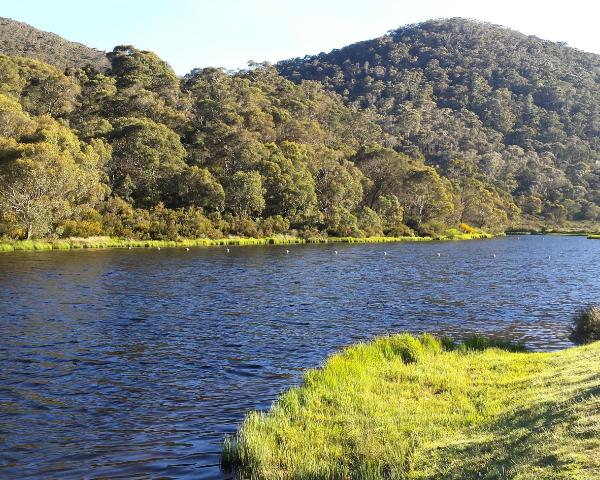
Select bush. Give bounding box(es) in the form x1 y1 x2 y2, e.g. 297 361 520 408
61 219 103 237
225 215 260 237
418 220 447 238
260 215 290 236
356 206 383 237
459 222 475 234
444 227 462 239
386 223 415 237
569 305 600 345
180 208 222 239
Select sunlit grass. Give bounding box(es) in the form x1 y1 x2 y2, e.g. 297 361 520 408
223 334 600 479
0 233 492 253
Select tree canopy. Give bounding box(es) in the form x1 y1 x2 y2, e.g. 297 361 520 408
278 18 600 225
1 18 599 240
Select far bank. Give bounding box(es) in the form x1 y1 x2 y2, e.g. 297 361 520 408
0 232 493 253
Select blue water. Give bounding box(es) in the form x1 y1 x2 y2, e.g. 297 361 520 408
0 235 598 479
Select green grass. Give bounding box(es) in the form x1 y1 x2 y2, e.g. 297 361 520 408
0 233 491 253
223 334 600 479
587 234 600 239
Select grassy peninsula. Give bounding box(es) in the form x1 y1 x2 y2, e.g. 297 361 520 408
222 334 600 479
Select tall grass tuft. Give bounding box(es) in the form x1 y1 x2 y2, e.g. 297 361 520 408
223 333 600 479
458 335 527 352
569 305 600 345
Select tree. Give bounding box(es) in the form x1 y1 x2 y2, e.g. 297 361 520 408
354 146 412 207
106 46 188 127
375 194 407 235
398 166 454 230
357 206 383 236
14 57 80 117
176 166 225 212
225 171 265 218
258 142 320 227
0 114 106 238
0 94 33 138
108 117 186 207
455 178 512 231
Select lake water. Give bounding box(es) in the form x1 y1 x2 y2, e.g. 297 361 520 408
0 235 598 479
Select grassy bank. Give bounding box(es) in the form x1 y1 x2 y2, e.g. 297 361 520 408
587 234 600 239
222 334 600 479
0 232 491 253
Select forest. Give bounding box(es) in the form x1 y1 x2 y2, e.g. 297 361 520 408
1 17 599 241
278 18 600 226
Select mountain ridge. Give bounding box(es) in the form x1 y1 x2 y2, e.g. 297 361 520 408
0 16 109 71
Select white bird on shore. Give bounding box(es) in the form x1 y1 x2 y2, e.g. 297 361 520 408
186 247 190 252
226 248 230 253
157 247 161 251
128 246 132 250
493 254 496 258
384 251 387 256
334 250 338 255
437 252 441 257
286 249 290 254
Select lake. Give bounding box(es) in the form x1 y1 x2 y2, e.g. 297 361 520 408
0 235 598 479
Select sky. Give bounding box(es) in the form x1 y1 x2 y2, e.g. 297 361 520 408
1 0 599 75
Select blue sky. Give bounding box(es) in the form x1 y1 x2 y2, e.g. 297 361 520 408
1 0 599 74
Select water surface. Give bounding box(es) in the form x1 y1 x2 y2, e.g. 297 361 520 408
0 236 598 479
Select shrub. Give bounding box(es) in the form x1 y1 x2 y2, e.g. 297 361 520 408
148 204 181 240
418 220 447 238
62 219 103 237
180 208 222 239
444 228 462 239
260 215 290 236
226 215 260 237
386 222 415 237
356 206 384 237
459 222 475 234
569 305 600 345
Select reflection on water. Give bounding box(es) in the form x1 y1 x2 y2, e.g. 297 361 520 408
0 236 598 479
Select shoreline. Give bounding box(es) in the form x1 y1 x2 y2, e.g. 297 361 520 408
0 232 493 253
222 334 599 479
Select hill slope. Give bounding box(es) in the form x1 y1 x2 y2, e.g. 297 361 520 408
278 18 600 223
0 17 109 71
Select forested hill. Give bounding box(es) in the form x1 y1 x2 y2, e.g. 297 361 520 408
0 17 109 71
278 18 600 223
1 18 600 243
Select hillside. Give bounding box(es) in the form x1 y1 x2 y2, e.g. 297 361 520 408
0 17 109 71
278 18 600 224
1 17 600 242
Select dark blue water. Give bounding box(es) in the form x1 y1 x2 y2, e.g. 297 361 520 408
0 235 598 479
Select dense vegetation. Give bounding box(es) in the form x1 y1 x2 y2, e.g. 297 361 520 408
1 17 599 241
223 334 600 479
0 17 108 71
279 18 600 227
0 43 494 241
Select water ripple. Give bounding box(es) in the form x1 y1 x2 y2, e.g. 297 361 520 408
0 236 598 478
